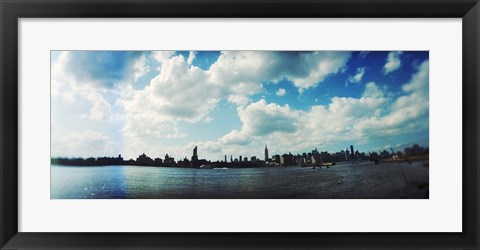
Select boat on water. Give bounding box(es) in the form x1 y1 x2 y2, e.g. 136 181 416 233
319 162 336 167
199 164 214 169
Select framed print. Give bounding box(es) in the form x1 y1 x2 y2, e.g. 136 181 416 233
1 0 479 249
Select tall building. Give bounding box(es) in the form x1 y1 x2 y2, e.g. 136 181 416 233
281 153 294 166
265 145 269 162
273 155 281 164
164 154 174 164
224 155 227 162
191 146 198 162
350 145 354 159
190 146 199 167
230 155 233 163
312 148 320 164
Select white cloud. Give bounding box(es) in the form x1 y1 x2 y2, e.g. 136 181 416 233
238 100 301 136
354 60 429 138
119 51 351 158
276 88 287 96
119 55 218 157
52 50 429 161
81 91 112 121
51 51 113 121
198 61 429 159
51 52 78 104
383 51 403 74
289 51 351 91
51 131 117 158
228 94 250 106
347 67 366 84
133 54 150 81
208 51 351 93
187 51 196 65
152 51 175 64
122 55 217 123
218 130 252 146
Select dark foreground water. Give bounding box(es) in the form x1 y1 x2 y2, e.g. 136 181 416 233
51 161 429 199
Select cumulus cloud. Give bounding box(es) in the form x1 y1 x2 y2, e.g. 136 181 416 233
208 51 350 92
51 51 115 121
218 130 252 146
383 51 403 74
119 51 351 156
81 91 112 121
238 100 301 136
51 131 117 158
347 67 366 85
133 54 150 81
197 60 428 159
289 51 351 91
119 55 218 155
54 51 144 89
152 51 175 64
276 88 287 96
228 94 250 106
187 51 196 65
52 50 428 161
354 60 429 138
122 55 217 123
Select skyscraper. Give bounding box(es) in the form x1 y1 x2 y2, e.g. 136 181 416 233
192 146 198 162
224 155 227 162
350 145 354 159
265 145 269 162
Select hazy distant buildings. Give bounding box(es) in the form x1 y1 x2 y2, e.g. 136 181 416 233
280 153 294 166
312 148 321 164
51 142 419 169
273 154 281 164
154 157 163 165
404 144 428 156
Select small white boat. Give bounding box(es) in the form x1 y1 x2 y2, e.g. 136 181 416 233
199 164 213 169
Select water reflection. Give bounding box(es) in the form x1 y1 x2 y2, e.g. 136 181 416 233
51 162 428 199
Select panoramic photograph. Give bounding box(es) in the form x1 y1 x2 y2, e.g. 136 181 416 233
51 50 429 199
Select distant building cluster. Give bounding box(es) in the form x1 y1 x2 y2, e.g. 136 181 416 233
263 144 368 166
403 144 429 157
51 143 429 168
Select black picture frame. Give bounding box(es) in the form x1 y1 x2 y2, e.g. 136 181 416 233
1 0 479 249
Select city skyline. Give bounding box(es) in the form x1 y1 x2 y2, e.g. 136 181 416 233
51 142 429 168
51 51 429 161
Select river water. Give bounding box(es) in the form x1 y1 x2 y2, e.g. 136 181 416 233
51 161 428 199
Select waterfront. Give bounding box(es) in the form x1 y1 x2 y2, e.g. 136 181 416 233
51 161 428 199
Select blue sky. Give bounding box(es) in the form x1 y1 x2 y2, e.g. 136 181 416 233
51 51 429 161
